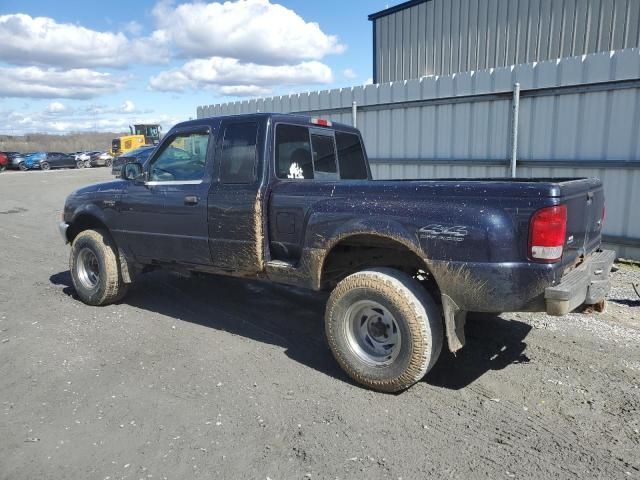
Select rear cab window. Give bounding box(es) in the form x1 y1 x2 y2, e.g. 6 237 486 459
275 122 368 181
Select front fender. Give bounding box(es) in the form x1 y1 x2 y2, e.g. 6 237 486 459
70 203 109 229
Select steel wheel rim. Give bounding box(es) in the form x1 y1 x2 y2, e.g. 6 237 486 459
343 299 402 366
77 247 100 289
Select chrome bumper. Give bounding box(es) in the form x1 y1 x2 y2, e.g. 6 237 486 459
545 249 616 316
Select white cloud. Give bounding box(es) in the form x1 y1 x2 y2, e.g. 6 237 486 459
0 66 126 99
47 102 66 113
0 13 167 69
218 85 272 97
365 78 374 85
123 20 143 36
121 100 135 113
152 0 345 65
84 101 149 115
149 57 333 95
343 68 357 79
1 108 181 135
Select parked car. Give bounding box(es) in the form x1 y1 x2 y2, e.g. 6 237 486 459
89 151 113 168
110 145 155 176
73 152 91 168
8 152 28 170
21 152 46 170
0 152 8 172
37 152 78 170
59 113 614 393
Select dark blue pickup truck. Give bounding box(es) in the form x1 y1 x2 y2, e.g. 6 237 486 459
59 113 614 392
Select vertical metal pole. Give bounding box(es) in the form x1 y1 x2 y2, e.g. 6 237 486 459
352 101 358 128
510 83 520 178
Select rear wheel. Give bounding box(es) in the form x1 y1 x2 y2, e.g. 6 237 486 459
325 268 443 392
40 161 51 171
76 160 84 169
105 158 113 167
70 229 128 306
18 162 28 171
84 160 91 168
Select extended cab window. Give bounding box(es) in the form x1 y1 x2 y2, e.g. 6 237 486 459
336 132 368 180
276 124 313 179
310 133 338 180
149 132 209 182
219 123 259 184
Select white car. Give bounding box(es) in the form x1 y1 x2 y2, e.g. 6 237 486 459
73 152 91 168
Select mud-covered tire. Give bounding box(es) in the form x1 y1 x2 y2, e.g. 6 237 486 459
69 229 128 306
325 268 443 392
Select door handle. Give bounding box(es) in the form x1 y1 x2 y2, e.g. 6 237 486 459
184 195 199 206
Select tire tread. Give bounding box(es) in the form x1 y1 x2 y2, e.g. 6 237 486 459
325 268 443 392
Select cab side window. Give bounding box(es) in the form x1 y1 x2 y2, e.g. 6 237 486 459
149 132 209 182
219 122 259 184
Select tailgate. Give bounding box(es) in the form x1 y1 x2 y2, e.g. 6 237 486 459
560 178 605 260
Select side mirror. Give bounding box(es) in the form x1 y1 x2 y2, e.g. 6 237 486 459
121 162 145 183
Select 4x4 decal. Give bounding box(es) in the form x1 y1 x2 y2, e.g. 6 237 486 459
419 225 469 242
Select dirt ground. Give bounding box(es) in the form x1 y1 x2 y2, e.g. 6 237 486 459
1 168 638 480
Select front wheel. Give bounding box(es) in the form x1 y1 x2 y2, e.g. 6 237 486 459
105 158 113 167
76 160 84 169
40 161 51 171
18 162 28 171
325 268 443 392
69 229 128 306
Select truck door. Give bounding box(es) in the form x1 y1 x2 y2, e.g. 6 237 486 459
207 120 265 273
116 127 213 265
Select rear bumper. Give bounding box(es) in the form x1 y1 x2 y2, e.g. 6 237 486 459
544 249 616 316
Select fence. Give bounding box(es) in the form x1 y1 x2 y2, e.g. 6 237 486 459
198 48 640 260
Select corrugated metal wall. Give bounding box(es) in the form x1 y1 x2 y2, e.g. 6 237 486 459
197 48 640 260
372 0 640 83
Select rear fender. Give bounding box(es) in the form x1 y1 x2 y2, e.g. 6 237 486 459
296 216 426 292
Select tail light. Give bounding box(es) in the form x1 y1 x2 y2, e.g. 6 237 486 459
529 205 567 263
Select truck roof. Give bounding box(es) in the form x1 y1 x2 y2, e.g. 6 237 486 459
173 113 360 135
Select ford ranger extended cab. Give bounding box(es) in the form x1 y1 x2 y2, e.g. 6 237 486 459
59 113 614 392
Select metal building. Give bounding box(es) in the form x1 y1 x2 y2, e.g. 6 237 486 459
198 2 640 259
370 0 640 83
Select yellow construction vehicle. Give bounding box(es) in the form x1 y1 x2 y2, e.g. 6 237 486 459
131 124 162 145
110 135 145 157
110 124 162 156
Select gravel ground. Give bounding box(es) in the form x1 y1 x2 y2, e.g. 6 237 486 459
0 168 639 480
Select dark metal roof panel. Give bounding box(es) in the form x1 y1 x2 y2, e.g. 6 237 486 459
368 0 429 21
